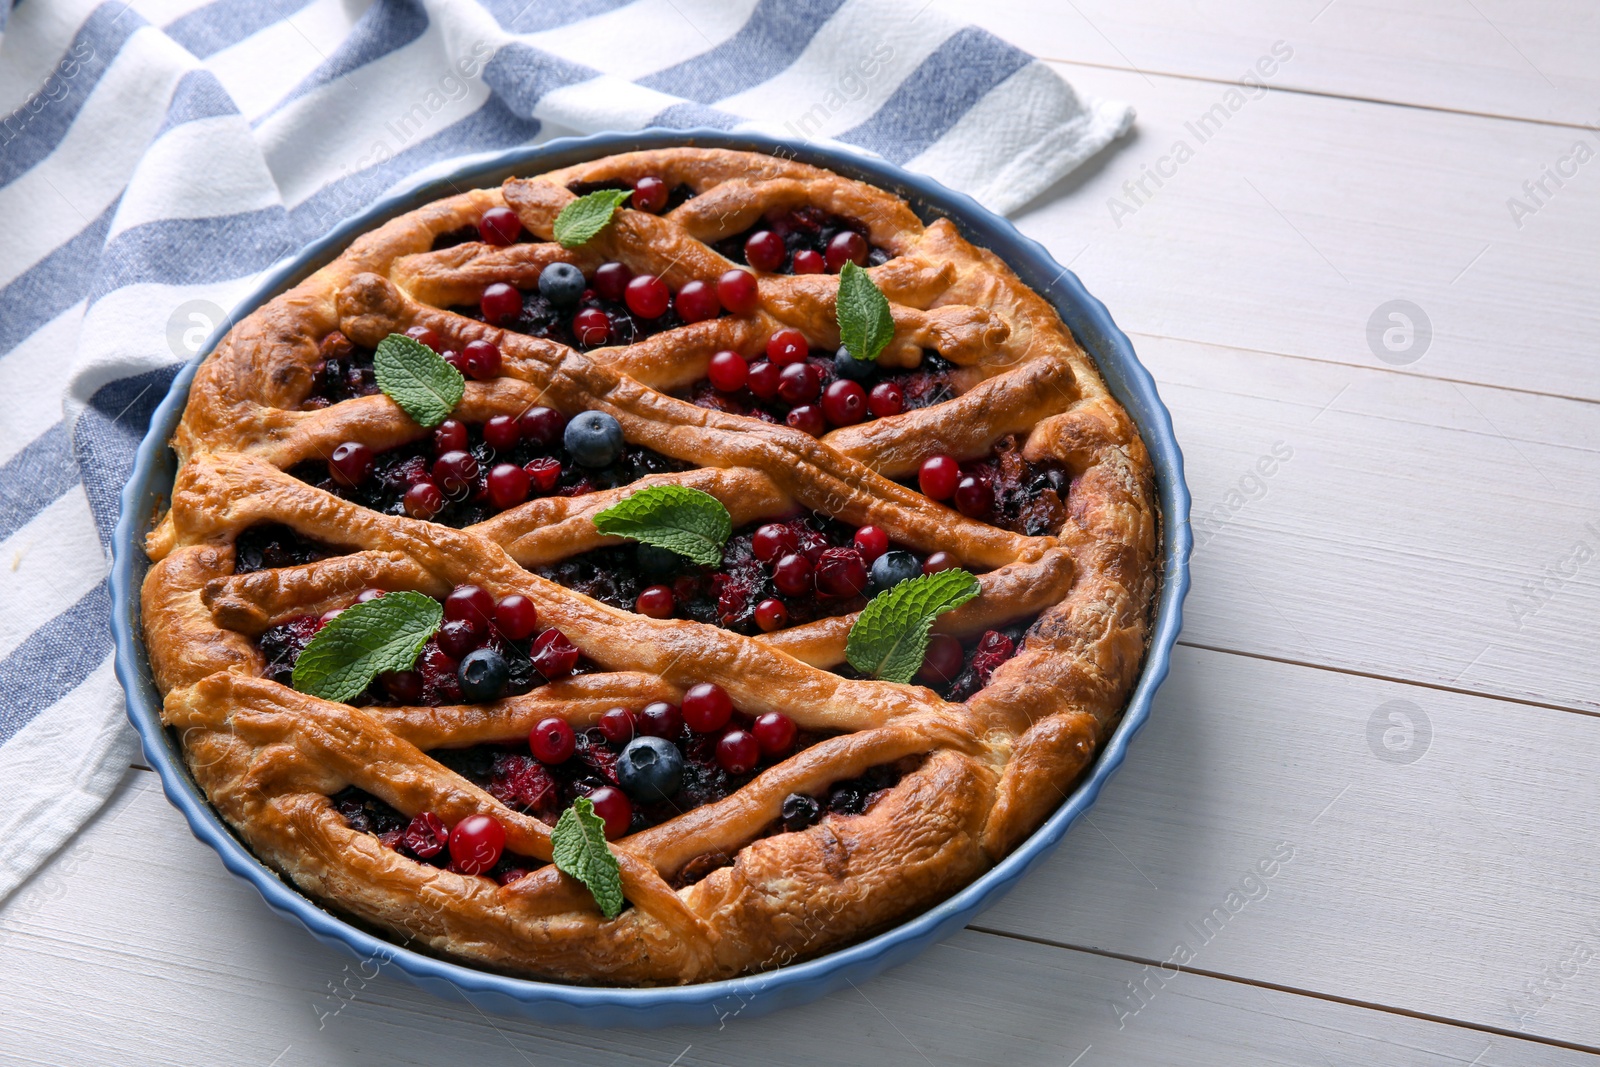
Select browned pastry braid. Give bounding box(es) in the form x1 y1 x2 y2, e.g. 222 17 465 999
141 147 1158 985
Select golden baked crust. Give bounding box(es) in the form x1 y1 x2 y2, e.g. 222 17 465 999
140 147 1158 985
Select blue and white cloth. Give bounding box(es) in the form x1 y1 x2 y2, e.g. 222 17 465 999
0 0 1131 900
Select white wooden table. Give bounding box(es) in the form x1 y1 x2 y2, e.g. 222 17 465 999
6 2 1600 1063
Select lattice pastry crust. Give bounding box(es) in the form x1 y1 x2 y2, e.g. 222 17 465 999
141 148 1158 985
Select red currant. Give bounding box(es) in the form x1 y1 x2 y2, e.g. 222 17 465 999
919 455 960 500
922 550 956 574
462 338 502 381
955 475 993 518
625 274 670 319
814 547 868 598
573 307 610 346
524 457 562 492
674 279 720 323
717 268 759 314
357 588 385 602
821 378 867 426
480 282 522 326
433 450 479 496
494 594 538 640
518 406 566 446
754 598 789 632
593 261 632 301
777 362 820 404
442 350 467 374
751 523 798 562
791 249 825 274
433 418 468 454
448 814 505 875
772 553 813 596
588 785 632 839
597 707 636 744
746 360 781 400
786 405 824 435
383 669 423 703
826 230 868 271
487 463 530 509
444 585 495 633
636 584 675 619
531 628 580 679
631 175 668 213
707 350 748 392
752 712 796 756
716 730 760 774
436 619 479 659
404 480 444 518
530 716 576 764
744 230 785 272
483 414 520 452
917 633 965 686
478 207 521 246
404 325 442 351
639 701 683 738
852 525 889 562
682 682 733 733
868 380 904 418
328 441 373 487
766 327 808 365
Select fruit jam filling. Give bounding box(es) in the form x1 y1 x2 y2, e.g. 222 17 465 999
912 434 1070 537
232 523 341 574
541 514 952 634
714 205 890 276
837 622 1028 704
329 786 539 885
683 333 960 436
291 400 688 527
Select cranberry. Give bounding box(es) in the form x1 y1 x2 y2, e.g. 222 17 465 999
625 274 670 319
786 405 824 436
444 585 495 632
826 230 868 271
822 379 867 426
484 414 520 452
717 268 759 314
597 707 636 744
707 350 748 392
530 717 576 764
754 598 789 632
573 307 610 346
917 633 965 685
593 261 632 301
682 682 733 733
480 282 522 326
487 463 530 509
772 553 813 596
766 328 808 366
531 628 579 679
319 608 343 626
791 249 825 274
418 643 460 687
448 814 505 875
588 785 633 839
636 584 675 619
383 669 424 703
357 589 385 603
437 619 480 659
401 811 449 858
494 594 538 640
716 730 760 774
868 380 905 418
955 475 993 518
328 442 373 487
478 206 521 246
639 701 683 738
631 175 668 213
814 547 868 598
675 279 720 323
922 550 956 574
777 362 820 404
462 338 502 381
746 360 781 400
525 457 562 492
752 523 799 562
433 450 479 496
752 712 796 756
919 455 960 500
442 350 467 374
745 230 785 272
404 325 442 351
518 406 566 446
434 418 468 454
853 525 889 562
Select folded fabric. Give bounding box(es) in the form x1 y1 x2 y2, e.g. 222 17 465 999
0 0 1132 902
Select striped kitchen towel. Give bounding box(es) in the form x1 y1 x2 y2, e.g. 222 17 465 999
0 0 1131 900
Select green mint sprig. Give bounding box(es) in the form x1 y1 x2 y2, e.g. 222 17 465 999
374 333 465 428
291 591 442 703
845 568 981 684
553 188 632 248
836 260 894 363
592 485 732 568
551 796 625 919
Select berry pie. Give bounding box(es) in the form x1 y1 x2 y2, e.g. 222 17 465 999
141 147 1158 985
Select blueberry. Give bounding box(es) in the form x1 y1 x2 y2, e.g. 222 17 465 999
833 346 876 382
637 543 682 577
617 736 684 801
868 549 922 594
538 262 586 307
458 647 509 702
564 410 624 468
780 792 821 832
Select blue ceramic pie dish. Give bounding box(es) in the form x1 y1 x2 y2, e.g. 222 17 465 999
107 128 1191 1027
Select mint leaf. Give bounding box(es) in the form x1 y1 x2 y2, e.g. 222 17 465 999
374 333 465 428
845 568 981 684
553 188 631 248
592 485 732 567
836 260 894 362
291 591 442 703
552 797 625 919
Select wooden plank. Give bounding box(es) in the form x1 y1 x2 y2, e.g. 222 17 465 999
998 60 1600 403
0 769 1592 1065
934 0 1600 128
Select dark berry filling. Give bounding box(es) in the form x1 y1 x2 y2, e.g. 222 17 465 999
714 206 889 275
233 523 339 574
564 177 696 213
909 434 1070 536
301 331 379 409
833 624 1026 702
329 787 536 884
